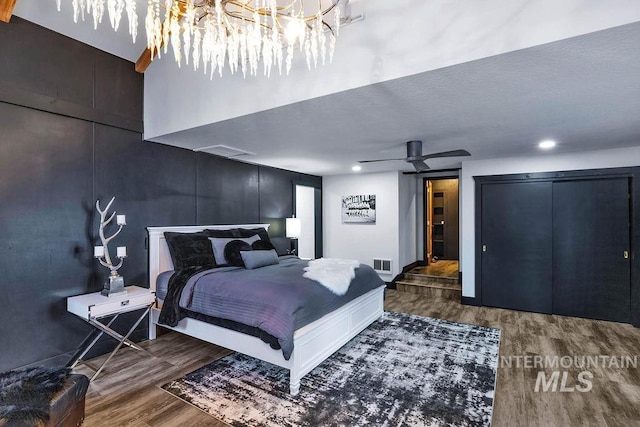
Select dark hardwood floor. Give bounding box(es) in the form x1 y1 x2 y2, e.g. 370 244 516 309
76 290 640 426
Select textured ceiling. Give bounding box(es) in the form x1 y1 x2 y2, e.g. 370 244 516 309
150 22 640 175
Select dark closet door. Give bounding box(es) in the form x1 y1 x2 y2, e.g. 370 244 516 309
553 178 631 323
481 182 553 313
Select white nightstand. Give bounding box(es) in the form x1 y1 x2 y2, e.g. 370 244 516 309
67 286 155 381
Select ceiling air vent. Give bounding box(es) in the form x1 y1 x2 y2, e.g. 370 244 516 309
195 144 255 158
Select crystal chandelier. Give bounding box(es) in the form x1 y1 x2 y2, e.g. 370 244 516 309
56 0 342 78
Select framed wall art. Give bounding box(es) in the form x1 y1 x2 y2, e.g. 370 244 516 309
342 194 376 223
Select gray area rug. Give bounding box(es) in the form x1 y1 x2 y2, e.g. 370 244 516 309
162 311 501 426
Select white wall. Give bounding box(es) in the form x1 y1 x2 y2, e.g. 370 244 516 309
324 171 400 280
398 174 418 270
460 146 640 298
142 0 640 140
295 185 316 259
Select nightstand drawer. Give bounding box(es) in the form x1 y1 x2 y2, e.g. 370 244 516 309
68 286 155 320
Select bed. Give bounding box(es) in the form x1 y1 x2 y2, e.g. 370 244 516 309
147 224 385 395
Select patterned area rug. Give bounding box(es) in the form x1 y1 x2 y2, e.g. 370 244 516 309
162 311 501 427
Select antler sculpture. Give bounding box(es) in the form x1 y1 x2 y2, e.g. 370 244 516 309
96 197 125 274
94 197 127 296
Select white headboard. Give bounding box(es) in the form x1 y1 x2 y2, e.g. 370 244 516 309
146 224 271 291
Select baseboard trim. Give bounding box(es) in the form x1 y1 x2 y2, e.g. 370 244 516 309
461 296 480 306
389 261 421 289
401 261 420 274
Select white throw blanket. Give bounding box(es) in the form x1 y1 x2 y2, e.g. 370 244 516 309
303 258 360 295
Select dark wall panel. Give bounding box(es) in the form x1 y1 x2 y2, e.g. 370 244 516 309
259 167 297 236
196 154 260 224
0 17 94 109
94 125 197 287
94 51 143 123
0 103 94 369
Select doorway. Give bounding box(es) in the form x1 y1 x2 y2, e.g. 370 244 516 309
424 177 460 272
293 182 322 259
295 184 315 259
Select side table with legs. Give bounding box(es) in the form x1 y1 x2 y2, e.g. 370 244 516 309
66 286 155 381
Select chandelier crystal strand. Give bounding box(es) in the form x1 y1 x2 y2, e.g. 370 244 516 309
107 0 116 30
192 27 202 71
170 7 182 66
162 0 171 56
125 0 138 43
330 3 340 63
182 0 196 66
319 15 327 65
92 0 105 30
153 0 162 59
145 0 155 52
71 0 82 23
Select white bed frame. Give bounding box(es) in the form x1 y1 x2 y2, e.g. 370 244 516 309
147 224 385 395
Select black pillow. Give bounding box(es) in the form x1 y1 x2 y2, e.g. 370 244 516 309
224 240 253 267
238 227 271 243
206 228 242 238
164 232 216 270
252 239 276 251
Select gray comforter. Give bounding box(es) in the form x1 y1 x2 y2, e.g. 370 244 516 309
169 256 385 360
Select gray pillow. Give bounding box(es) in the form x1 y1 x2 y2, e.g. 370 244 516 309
240 249 279 269
209 235 260 265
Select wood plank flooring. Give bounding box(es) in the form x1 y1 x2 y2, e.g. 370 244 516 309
77 290 640 426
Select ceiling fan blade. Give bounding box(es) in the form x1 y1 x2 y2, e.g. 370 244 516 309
410 160 430 172
358 158 406 163
418 149 471 161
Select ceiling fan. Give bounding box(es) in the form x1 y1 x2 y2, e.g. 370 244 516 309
358 140 471 172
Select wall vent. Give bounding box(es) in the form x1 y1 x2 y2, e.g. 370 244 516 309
373 258 392 273
195 144 255 158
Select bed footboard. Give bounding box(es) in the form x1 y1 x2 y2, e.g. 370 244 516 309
149 286 384 395
287 285 384 395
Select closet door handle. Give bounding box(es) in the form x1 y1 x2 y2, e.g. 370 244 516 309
623 251 629 259
482 245 487 252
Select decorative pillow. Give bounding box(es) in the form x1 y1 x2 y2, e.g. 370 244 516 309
206 228 242 238
164 232 216 269
238 227 271 243
252 239 276 251
240 249 280 269
224 240 252 267
209 235 260 265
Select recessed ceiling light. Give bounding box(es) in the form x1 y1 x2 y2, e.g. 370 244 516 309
539 139 556 149
352 165 362 172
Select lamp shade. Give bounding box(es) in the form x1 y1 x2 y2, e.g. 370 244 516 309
286 217 301 239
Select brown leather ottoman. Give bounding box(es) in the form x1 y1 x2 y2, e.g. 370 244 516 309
46 374 89 427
